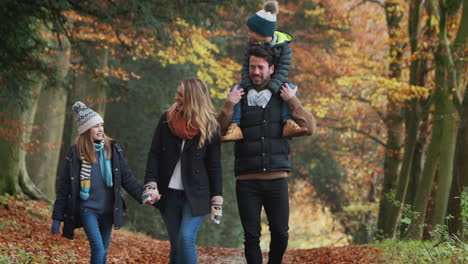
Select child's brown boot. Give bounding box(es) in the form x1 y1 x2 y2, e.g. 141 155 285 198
283 120 309 138
221 123 244 142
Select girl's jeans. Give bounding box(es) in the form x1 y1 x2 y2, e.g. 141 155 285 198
162 189 205 264
231 83 296 125
81 208 113 264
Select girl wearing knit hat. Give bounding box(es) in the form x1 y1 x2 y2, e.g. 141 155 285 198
51 101 143 264
143 78 223 264
221 1 309 142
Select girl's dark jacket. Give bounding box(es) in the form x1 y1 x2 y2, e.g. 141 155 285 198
144 112 222 216
51 141 143 240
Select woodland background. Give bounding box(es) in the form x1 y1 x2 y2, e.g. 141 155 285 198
0 0 466 260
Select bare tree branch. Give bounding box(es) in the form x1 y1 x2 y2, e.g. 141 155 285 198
341 94 386 122
349 0 385 12
328 125 389 148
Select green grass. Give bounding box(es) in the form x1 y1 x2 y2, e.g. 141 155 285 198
0 247 48 264
372 239 467 264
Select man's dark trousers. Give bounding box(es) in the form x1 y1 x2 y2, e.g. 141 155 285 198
236 178 289 264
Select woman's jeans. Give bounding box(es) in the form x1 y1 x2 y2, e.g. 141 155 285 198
231 83 296 124
80 208 113 264
162 189 204 264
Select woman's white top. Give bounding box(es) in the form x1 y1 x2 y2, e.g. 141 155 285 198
168 140 185 190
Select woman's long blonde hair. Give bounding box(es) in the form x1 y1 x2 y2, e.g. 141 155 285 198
167 78 219 148
76 130 112 163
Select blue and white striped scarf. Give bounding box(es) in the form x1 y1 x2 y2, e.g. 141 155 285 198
79 140 113 200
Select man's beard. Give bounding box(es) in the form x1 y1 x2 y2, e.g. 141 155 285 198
250 74 270 89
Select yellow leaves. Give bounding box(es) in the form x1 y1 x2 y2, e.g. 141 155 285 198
63 11 95 24
336 75 431 105
156 18 241 99
309 162 317 169
304 7 326 17
312 98 332 118
430 14 439 32
94 67 140 81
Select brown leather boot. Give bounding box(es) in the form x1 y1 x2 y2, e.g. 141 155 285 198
221 123 244 142
283 120 309 138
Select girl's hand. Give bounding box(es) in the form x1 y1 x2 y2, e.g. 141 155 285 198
142 182 161 204
145 193 162 204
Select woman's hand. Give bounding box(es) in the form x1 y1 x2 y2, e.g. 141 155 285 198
210 196 223 224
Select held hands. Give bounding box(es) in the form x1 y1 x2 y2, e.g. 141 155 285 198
210 196 223 224
227 85 245 104
142 182 161 204
280 83 297 102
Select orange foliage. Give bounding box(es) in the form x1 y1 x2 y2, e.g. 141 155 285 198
0 197 382 263
0 113 64 153
62 10 151 82
281 0 390 205
211 0 390 209
84 96 123 105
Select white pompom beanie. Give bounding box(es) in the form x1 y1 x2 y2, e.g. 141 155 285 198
72 101 104 135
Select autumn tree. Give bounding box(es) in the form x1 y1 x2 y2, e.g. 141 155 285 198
406 0 466 240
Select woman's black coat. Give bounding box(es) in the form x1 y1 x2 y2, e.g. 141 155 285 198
144 112 222 216
51 141 143 239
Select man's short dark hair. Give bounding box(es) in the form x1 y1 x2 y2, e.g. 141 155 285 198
248 45 274 67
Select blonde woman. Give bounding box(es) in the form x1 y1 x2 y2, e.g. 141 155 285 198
143 78 223 264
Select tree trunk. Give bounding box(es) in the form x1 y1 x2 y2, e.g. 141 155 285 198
377 0 405 238
69 43 109 143
0 102 25 195
26 38 71 199
385 0 426 238
401 110 429 235
405 92 443 240
0 74 46 197
448 84 468 238
18 75 51 202
0 72 49 200
432 98 457 226
402 3 435 233
406 0 461 238
431 0 465 229
447 0 467 237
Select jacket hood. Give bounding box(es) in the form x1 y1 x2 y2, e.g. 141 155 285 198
274 31 293 44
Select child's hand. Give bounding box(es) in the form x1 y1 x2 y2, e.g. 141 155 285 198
142 182 161 204
227 85 244 104
145 193 161 204
280 83 297 102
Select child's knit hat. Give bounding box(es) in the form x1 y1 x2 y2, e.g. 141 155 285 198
246 1 279 37
72 101 104 135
